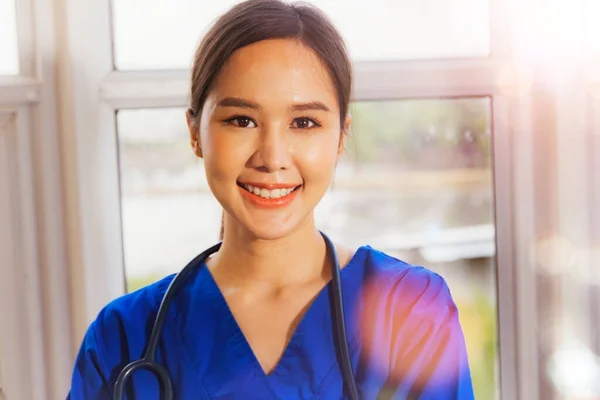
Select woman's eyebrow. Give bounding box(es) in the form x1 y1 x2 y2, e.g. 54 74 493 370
291 101 330 112
216 98 331 113
217 97 261 110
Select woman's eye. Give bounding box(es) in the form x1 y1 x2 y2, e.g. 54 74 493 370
228 116 256 128
292 118 318 129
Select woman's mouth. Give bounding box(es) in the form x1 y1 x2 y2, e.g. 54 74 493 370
237 182 301 199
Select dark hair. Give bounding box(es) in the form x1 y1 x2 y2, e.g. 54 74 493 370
188 0 353 239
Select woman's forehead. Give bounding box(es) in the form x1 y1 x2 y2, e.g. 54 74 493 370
210 39 338 108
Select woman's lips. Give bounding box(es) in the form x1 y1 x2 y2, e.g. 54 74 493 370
237 181 301 208
237 181 301 190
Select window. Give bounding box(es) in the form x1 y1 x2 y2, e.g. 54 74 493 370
110 0 491 70
117 98 497 398
116 108 223 290
0 0 19 75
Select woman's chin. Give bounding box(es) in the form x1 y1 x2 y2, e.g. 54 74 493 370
243 223 296 242
232 212 309 242
222 198 316 241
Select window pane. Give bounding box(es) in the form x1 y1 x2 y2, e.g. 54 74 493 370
586 1 600 55
0 0 19 75
117 98 496 398
116 108 223 291
111 0 490 70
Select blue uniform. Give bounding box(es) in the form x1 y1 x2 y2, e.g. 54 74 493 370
68 246 474 399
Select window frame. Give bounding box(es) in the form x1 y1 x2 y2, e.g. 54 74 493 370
0 0 74 397
0 107 48 400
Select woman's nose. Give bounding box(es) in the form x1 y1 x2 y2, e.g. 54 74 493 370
248 128 292 173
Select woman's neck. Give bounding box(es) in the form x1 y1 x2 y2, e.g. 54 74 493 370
208 215 328 289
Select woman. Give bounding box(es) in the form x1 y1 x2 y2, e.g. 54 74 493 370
69 0 474 399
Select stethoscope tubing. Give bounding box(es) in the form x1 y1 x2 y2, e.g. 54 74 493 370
114 233 358 399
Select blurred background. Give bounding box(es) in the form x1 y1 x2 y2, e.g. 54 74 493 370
0 0 599 399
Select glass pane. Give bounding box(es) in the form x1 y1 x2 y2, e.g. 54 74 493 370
117 98 496 398
111 0 490 70
586 1 600 55
0 0 19 75
117 108 223 291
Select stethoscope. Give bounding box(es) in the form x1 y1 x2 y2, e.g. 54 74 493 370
114 231 359 400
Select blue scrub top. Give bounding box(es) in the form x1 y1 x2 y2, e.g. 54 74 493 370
68 246 475 399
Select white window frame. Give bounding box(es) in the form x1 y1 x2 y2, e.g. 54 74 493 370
0 107 48 400
10 0 600 398
0 0 73 397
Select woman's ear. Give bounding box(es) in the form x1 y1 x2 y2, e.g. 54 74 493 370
338 114 352 157
186 108 203 158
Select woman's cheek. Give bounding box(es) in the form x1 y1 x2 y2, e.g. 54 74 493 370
299 136 339 180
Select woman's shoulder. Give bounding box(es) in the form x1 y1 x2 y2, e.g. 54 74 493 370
71 275 181 396
355 247 474 398
357 245 455 309
101 274 174 317
88 274 176 345
359 245 446 282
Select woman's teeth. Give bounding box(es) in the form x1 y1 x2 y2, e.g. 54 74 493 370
241 184 296 199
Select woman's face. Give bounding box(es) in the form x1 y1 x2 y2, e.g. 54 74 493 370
189 39 349 240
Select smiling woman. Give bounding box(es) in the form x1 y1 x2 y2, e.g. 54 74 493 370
68 1 475 399
187 35 349 241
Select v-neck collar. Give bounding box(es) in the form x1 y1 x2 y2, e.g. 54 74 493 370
173 245 370 398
